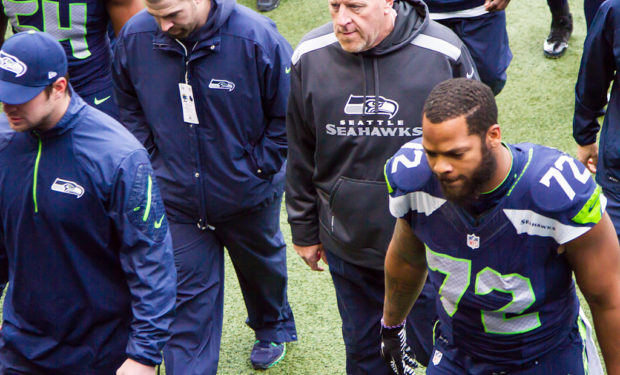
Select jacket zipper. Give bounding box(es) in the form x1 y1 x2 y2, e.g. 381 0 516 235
175 39 191 84
174 39 214 230
32 132 42 213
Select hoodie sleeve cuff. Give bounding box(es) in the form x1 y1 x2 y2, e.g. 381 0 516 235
290 223 320 246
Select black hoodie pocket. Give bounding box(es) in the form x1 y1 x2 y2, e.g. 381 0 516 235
323 177 395 252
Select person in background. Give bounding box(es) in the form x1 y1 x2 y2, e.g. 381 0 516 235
112 0 296 372
573 0 620 242
426 0 512 94
0 0 143 119
286 0 478 372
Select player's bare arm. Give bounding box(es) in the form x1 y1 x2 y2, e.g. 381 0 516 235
565 212 620 374
383 218 428 326
106 0 143 36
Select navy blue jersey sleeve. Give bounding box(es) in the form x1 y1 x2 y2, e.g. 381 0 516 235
517 148 605 244
385 140 442 221
250 31 292 177
110 150 176 366
112 37 156 154
573 0 617 145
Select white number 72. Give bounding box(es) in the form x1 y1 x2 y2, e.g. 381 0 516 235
539 155 591 200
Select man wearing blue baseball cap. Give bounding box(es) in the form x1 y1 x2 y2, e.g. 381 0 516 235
0 31 177 375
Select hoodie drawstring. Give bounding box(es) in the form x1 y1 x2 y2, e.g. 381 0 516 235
373 57 380 115
360 56 367 109
360 56 381 116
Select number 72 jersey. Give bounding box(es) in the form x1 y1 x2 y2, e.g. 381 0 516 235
1 0 112 96
385 140 606 366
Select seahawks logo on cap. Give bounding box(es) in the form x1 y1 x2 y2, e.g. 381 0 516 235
0 50 27 77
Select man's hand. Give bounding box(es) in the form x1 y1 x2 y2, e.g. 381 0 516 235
577 143 598 173
293 243 327 271
116 358 156 375
484 0 510 11
380 319 417 375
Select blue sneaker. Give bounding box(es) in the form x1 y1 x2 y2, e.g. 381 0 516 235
250 340 286 370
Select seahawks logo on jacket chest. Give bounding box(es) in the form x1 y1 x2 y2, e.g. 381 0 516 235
344 95 399 119
51 178 85 198
208 79 235 92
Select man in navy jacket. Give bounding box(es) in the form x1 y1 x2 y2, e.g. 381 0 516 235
573 0 620 241
112 0 296 373
0 31 176 375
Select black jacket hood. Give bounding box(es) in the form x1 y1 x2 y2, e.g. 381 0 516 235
363 0 429 56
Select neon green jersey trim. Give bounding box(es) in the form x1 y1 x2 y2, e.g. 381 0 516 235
507 147 534 197
577 317 589 374
572 185 603 225
482 143 513 195
384 159 394 194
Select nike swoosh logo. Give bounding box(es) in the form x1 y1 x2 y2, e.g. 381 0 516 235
154 214 165 229
285 67 291 74
94 96 111 105
466 68 474 79
586 198 599 213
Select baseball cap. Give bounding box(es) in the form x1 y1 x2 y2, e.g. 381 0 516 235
0 31 67 105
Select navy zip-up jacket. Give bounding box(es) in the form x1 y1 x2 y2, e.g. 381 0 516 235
0 93 176 373
573 0 620 194
112 0 292 226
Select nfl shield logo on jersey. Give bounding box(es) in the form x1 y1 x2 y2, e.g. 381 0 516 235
466 233 480 249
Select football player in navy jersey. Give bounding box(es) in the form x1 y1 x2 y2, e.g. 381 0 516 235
380 78 620 374
0 0 142 119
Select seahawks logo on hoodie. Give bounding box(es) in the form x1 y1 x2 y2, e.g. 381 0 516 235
344 95 399 119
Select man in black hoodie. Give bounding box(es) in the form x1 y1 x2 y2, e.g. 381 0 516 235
286 0 478 373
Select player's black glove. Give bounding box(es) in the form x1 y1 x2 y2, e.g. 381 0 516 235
380 318 417 375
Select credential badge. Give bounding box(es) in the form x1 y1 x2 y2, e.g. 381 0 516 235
467 233 480 250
